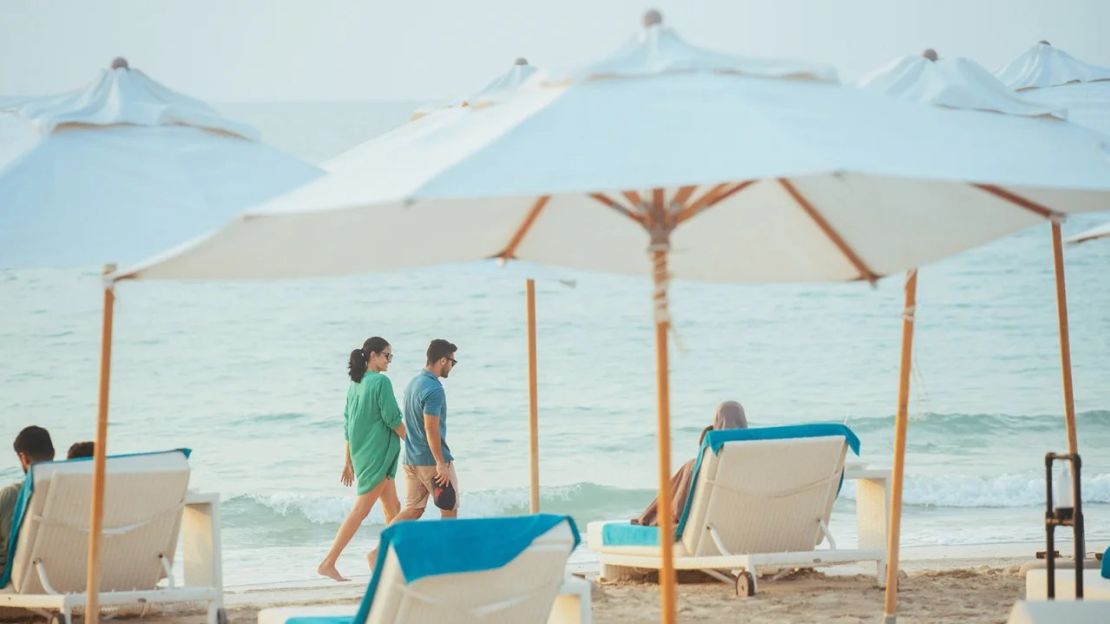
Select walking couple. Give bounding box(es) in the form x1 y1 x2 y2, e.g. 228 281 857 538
317 336 460 582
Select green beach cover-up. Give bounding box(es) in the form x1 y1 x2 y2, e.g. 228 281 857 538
345 371 403 495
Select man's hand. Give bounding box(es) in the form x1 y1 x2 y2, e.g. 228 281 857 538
434 461 451 486
341 462 354 487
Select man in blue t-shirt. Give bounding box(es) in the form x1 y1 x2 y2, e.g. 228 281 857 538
395 338 459 520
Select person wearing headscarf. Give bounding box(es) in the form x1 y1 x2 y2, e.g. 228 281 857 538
632 401 747 527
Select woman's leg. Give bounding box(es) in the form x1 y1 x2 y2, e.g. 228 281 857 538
380 477 401 524
366 478 401 570
318 480 387 581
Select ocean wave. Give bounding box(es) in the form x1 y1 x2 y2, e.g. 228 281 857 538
842 410 1110 435
223 470 1110 533
842 472 1110 508
224 483 654 528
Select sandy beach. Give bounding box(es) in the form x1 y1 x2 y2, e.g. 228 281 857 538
0 552 1034 624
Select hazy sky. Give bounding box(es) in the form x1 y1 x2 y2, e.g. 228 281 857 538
2 0 1109 102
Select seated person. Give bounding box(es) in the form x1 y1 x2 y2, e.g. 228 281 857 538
67 441 94 459
632 401 747 527
1 426 55 570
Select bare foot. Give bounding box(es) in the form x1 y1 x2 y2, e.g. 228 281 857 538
317 561 349 582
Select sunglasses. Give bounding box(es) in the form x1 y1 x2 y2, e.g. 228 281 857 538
379 352 394 362
446 357 458 365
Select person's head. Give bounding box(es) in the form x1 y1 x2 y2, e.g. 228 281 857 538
425 339 458 379
13 426 55 473
698 401 747 445
67 441 95 460
348 336 393 382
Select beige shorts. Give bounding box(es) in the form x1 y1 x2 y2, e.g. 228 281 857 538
403 463 459 512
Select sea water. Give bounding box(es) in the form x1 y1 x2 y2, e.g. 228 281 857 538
1 101 1108 586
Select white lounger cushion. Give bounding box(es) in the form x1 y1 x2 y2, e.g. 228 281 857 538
588 436 847 558
4 451 190 594
258 576 591 624
267 515 581 624
681 436 845 556
366 521 573 624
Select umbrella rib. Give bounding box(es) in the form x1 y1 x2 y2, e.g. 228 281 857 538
675 181 755 225
496 195 551 259
589 193 646 224
622 191 644 211
972 184 1064 221
671 185 698 210
778 178 879 283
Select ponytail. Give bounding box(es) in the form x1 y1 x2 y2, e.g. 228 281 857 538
348 348 368 382
347 336 391 382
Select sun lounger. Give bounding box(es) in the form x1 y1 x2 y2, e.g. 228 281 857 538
587 424 886 595
0 450 223 624
257 514 586 624
1008 600 1110 623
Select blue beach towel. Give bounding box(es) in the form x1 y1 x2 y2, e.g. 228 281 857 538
289 514 579 624
602 424 860 547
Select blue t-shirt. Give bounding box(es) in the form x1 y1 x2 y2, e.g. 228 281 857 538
403 369 452 466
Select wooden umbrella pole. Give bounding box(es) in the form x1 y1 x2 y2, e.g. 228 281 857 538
1051 222 1078 455
651 247 677 624
882 269 918 624
86 265 117 624
526 278 540 513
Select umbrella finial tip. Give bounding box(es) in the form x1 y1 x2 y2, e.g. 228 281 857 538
922 48 938 62
514 57 528 66
1039 39 1052 46
642 9 663 27
110 57 130 70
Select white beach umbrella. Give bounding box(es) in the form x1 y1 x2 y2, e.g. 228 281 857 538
407 57 540 121
859 49 1064 117
106 13 1110 623
0 58 321 623
329 58 540 172
1069 220 1110 244
861 47 1110 619
996 41 1110 138
0 58 322 268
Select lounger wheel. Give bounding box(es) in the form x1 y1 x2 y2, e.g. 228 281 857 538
735 571 756 597
217 607 229 624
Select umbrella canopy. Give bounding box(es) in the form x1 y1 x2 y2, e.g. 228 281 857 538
408 57 540 120
115 33 1110 282
0 58 322 267
996 42 1110 138
329 58 540 172
859 49 1064 117
1069 220 1110 244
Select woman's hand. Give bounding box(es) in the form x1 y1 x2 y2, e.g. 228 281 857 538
341 462 354 487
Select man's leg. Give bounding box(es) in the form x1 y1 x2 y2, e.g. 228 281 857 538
393 465 432 522
368 468 428 570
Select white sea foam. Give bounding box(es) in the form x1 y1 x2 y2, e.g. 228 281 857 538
840 472 1110 508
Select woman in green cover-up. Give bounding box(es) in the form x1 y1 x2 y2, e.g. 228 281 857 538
317 336 405 582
